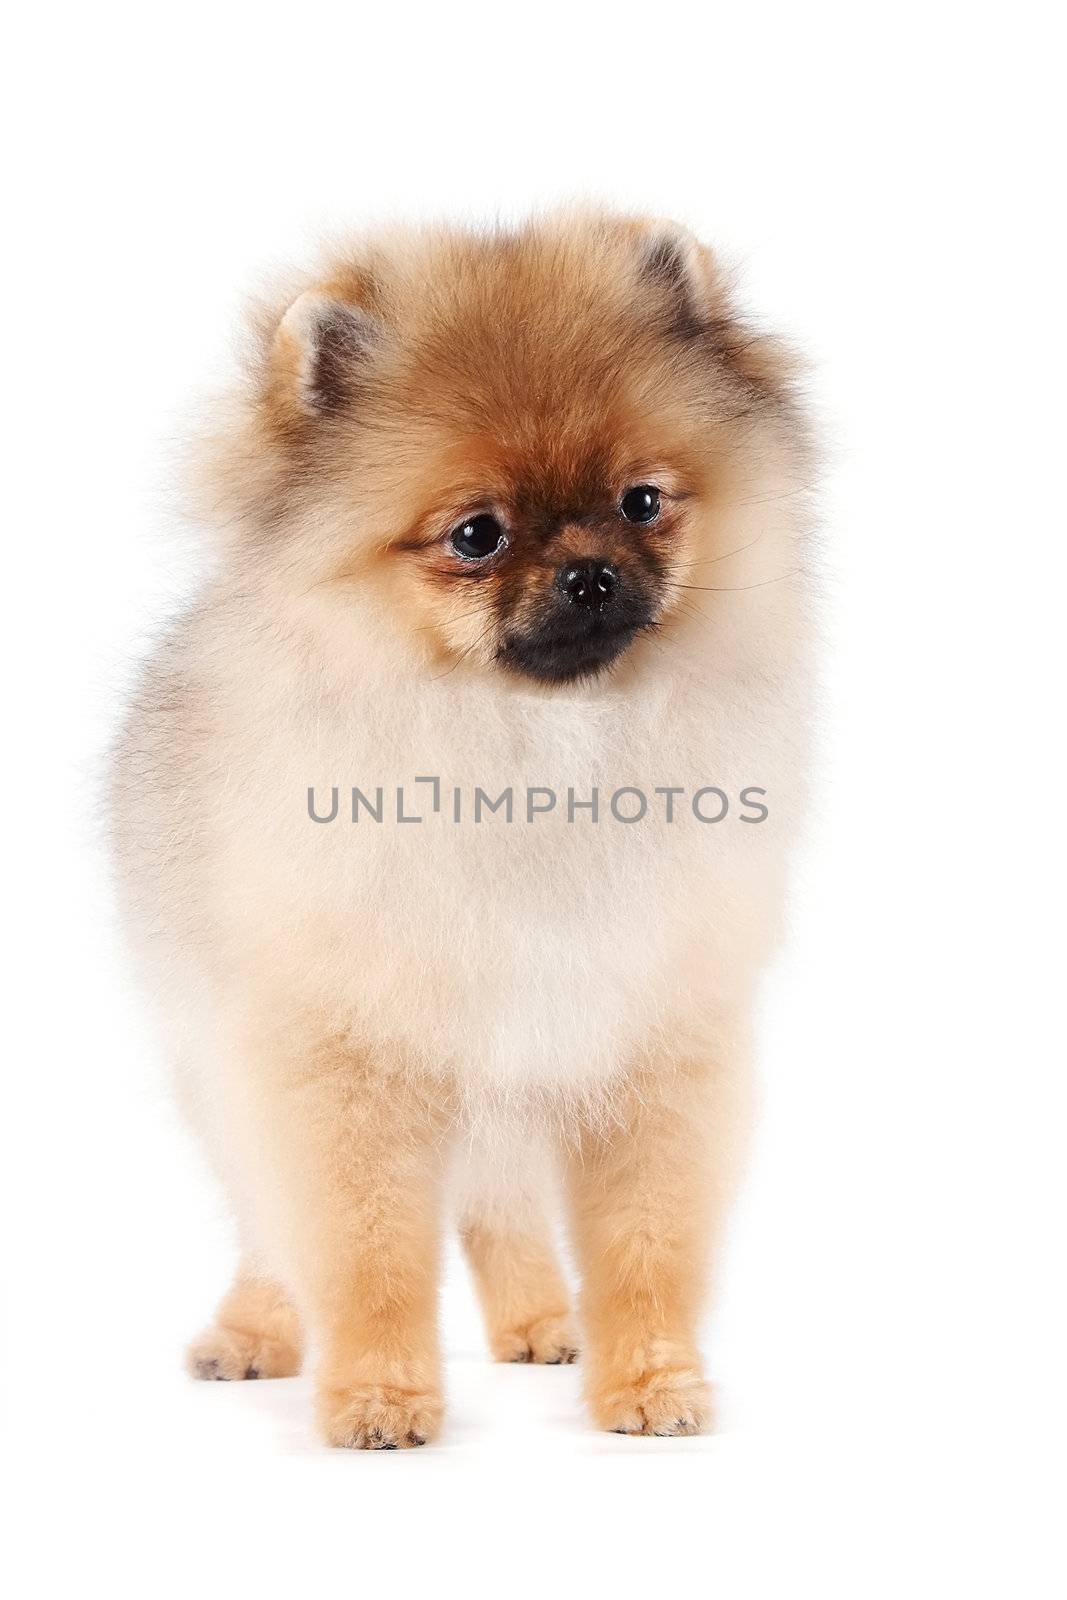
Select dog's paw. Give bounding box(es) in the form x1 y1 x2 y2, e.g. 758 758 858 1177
492 1312 579 1365
186 1322 301 1382
318 1383 443 1449
591 1367 713 1436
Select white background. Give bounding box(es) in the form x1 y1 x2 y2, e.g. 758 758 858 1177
4 3 1064 1595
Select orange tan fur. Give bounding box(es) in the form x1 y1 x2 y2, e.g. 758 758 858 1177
187 1271 302 1381
111 210 814 1446
459 1218 577 1366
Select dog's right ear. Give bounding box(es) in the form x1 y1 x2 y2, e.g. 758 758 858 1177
269 288 383 419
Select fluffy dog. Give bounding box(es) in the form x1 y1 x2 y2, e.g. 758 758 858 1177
111 211 813 1446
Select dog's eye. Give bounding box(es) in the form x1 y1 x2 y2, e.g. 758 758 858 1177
450 513 506 560
620 485 661 524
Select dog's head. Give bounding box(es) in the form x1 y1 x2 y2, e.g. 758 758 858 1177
210 215 804 686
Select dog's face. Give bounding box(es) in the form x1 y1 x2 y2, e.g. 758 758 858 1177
424 488 669 686
232 217 797 686
392 445 692 687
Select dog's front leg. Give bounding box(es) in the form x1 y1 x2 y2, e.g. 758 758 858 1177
567 1041 750 1436
235 1022 449 1449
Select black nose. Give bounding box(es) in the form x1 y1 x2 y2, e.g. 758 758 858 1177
557 560 618 608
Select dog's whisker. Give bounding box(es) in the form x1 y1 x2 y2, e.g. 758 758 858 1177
663 570 803 595
671 534 766 571
413 603 491 635
430 617 498 680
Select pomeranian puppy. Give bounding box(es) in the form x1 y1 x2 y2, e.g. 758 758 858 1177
111 211 813 1447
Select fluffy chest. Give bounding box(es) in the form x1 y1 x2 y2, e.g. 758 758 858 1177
223 666 791 1086
292 791 689 1086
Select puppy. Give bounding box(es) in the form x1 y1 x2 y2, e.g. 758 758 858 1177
111 211 813 1446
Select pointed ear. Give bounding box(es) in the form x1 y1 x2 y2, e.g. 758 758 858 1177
640 222 723 341
639 222 799 400
270 289 382 417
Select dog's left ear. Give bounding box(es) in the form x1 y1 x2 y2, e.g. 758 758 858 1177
640 224 720 341
639 222 799 400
